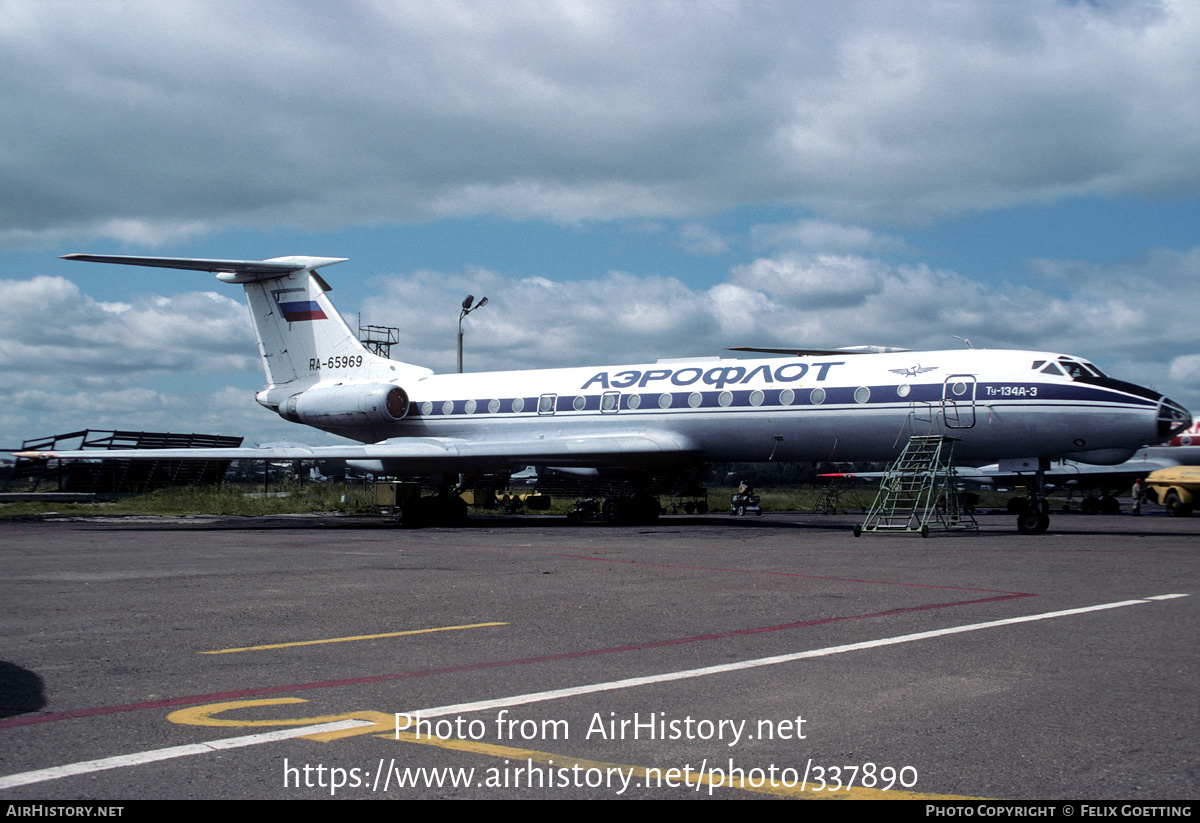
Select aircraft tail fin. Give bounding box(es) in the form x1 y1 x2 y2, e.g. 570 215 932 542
62 254 432 409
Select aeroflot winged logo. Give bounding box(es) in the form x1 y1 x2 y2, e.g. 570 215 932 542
271 287 327 322
889 364 938 377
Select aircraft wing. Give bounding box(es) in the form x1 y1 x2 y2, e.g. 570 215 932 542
15 430 701 472
954 458 1180 489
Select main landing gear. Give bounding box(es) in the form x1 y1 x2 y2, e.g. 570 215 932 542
601 493 662 525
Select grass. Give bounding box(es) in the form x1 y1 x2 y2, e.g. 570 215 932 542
0 481 377 518
1 481 1025 519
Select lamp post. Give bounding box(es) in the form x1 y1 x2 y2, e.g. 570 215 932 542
457 294 488 373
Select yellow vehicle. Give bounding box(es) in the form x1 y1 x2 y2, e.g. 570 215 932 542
1143 466 1200 516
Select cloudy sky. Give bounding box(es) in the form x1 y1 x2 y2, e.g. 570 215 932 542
1 0 1198 448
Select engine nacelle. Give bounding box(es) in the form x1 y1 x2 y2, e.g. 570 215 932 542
280 383 410 428
1060 447 1138 466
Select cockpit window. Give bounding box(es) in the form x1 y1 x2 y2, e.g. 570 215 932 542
1040 362 1064 376
1031 360 1046 370
1056 358 1106 379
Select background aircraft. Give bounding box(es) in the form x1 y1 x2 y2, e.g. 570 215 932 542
954 416 1200 514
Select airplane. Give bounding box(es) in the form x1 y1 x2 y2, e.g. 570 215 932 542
17 253 1192 534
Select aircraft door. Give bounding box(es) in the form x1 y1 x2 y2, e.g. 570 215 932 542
942 375 977 429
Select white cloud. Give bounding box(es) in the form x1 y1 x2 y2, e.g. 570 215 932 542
675 223 730 256
750 219 910 255
1168 354 1200 384
0 277 254 388
3 1 1198 245
730 253 887 308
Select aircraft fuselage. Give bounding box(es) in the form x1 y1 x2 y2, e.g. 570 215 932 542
287 349 1178 474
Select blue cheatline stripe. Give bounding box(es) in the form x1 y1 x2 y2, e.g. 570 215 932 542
406 382 1151 417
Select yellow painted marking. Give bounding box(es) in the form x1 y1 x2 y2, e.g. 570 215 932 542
382 731 976 800
201 621 507 654
167 698 393 738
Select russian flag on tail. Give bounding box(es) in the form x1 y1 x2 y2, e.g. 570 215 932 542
272 287 327 322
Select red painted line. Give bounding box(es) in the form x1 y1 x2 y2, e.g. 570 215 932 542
0 592 1031 730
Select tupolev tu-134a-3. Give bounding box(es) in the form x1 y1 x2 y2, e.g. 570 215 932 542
20 253 1191 534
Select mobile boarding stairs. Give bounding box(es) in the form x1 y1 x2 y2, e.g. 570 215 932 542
855 434 978 537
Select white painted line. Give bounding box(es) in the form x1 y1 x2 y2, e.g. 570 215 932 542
406 597 1182 718
3 594 1186 791
0 719 372 790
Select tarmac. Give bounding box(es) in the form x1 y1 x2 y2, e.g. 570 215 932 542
1 508 1197 800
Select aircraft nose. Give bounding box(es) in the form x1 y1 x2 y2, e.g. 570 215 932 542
1158 396 1191 441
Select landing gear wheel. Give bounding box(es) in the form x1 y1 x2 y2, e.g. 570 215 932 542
1100 495 1121 515
1017 509 1050 534
602 497 625 524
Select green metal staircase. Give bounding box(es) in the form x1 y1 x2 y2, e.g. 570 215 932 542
856 435 978 537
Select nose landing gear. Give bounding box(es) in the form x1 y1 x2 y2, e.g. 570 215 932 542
1015 458 1051 535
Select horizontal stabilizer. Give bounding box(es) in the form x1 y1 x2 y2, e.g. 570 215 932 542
61 254 347 282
